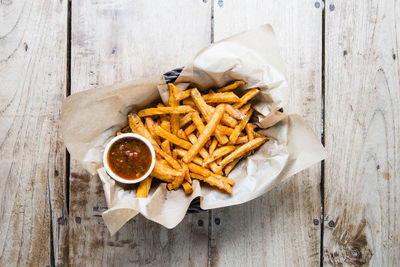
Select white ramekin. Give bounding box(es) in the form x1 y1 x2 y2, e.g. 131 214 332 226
103 133 155 184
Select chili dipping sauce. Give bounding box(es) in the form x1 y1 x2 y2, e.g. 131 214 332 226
107 137 152 180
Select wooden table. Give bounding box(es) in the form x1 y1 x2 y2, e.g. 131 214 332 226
1 1 399 266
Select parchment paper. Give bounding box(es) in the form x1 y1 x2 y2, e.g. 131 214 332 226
61 24 326 235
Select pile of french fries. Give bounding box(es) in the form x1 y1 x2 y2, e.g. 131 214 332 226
117 81 268 197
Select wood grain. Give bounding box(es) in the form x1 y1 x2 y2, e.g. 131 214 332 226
0 0 67 266
69 1 211 266
211 0 323 266
324 1 400 266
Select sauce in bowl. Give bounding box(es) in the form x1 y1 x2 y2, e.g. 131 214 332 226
107 137 152 180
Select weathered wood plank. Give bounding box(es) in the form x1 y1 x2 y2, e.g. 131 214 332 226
70 1 211 266
324 1 400 266
211 1 323 266
0 0 67 266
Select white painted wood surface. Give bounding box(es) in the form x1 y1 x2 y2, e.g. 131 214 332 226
210 1 323 266
69 1 211 266
0 0 67 266
324 0 400 266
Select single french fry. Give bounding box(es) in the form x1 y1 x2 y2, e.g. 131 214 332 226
224 158 241 176
205 138 212 148
226 104 246 120
138 105 194 117
145 117 161 145
204 145 236 165
203 92 240 103
182 99 196 107
177 129 188 141
192 112 205 133
216 157 222 165
184 123 197 135
189 171 232 194
219 137 267 168
187 134 222 175
234 136 249 145
176 89 192 101
209 138 218 155
183 104 226 163
245 123 256 141
179 112 193 127
116 131 123 136
239 103 252 114
181 161 192 184
154 125 192 150
160 120 171 132
182 182 193 194
217 80 245 92
224 151 251 176
229 109 254 144
168 83 180 135
216 125 234 135
233 88 260 109
136 177 153 198
161 140 171 155
191 88 211 121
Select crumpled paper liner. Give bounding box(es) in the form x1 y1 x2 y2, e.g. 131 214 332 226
61 24 326 235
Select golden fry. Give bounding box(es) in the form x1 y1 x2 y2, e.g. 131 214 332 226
233 88 260 109
204 145 236 165
216 125 234 135
209 138 218 155
203 92 240 103
154 125 192 150
184 123 197 135
176 89 192 101
217 80 245 92
239 103 252 114
145 117 161 145
226 104 246 120
168 83 180 135
182 99 196 107
136 177 153 197
179 112 193 127
229 109 254 144
177 129 188 141
138 105 194 117
234 136 249 145
245 123 257 141
182 182 193 194
183 104 226 163
224 158 241 176
161 140 171 155
219 137 267 168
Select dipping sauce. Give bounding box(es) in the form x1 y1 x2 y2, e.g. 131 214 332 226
107 137 152 180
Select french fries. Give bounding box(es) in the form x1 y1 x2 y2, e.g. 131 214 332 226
217 80 245 92
115 81 267 197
